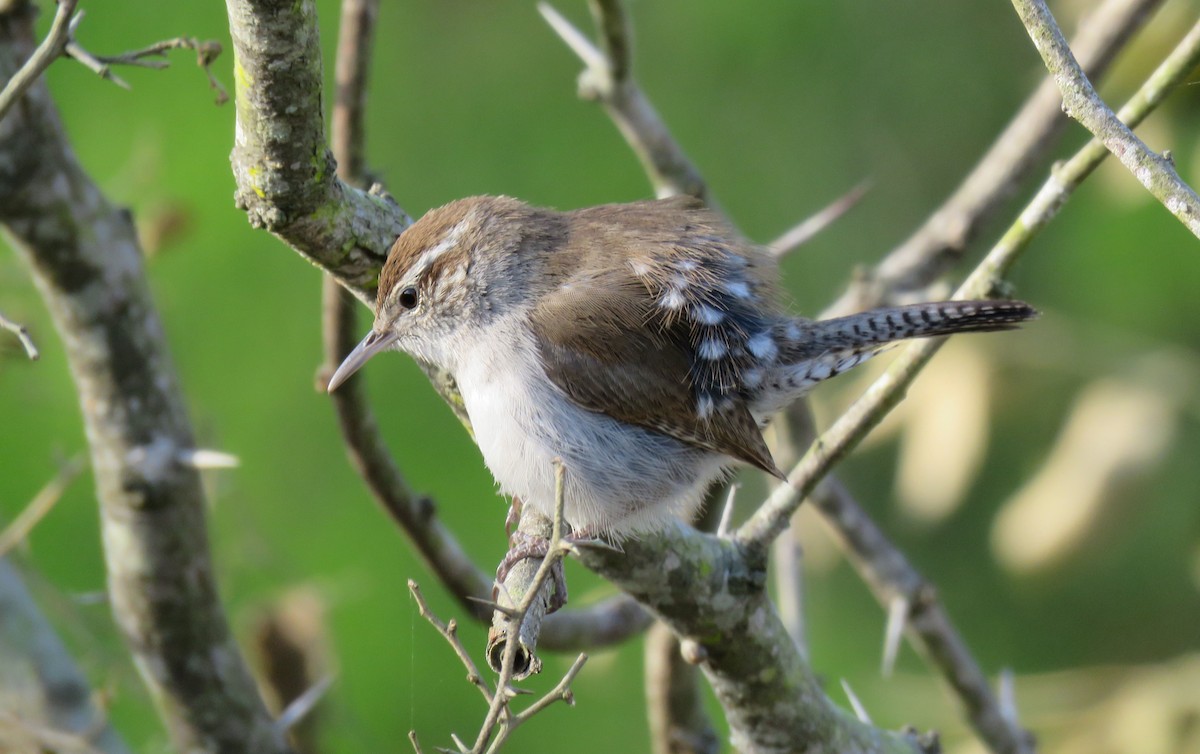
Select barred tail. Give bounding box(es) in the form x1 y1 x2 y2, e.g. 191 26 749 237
806 300 1038 351
753 300 1037 413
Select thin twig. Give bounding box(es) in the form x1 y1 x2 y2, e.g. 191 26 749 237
882 596 908 678
0 310 39 360
472 462 586 754
714 483 738 538
823 0 1164 317
768 181 872 258
476 468 567 750
0 0 77 121
332 0 379 183
409 581 495 705
644 622 720 754
539 1 708 201
510 652 587 722
1011 0 1200 238
0 456 86 557
408 730 425 754
64 24 227 104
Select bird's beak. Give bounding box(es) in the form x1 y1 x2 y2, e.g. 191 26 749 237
326 329 399 392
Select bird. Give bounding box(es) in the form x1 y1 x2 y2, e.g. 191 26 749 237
327 195 1036 540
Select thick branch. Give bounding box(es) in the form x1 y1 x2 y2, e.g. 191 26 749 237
576 524 931 754
224 0 409 302
825 0 1163 316
1011 0 1200 237
0 8 289 751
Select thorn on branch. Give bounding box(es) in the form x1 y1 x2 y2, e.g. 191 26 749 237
715 482 740 539
0 310 39 360
840 679 872 725
882 595 909 678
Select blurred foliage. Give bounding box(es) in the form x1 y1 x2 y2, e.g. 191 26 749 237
2 1 1199 752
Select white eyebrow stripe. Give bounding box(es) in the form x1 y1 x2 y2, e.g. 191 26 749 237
407 219 468 280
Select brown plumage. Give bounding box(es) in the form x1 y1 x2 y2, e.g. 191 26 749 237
334 195 1037 536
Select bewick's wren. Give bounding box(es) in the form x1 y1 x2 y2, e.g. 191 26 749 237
328 195 1035 537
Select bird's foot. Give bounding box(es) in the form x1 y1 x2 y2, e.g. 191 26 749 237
504 498 523 539
494 531 568 614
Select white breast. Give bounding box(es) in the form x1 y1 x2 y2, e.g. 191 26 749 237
452 321 728 536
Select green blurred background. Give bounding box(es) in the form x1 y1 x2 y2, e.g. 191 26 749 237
3 0 1200 751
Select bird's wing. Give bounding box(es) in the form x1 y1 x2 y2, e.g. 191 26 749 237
527 264 782 478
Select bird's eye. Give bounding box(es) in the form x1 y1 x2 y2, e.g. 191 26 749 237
398 287 419 310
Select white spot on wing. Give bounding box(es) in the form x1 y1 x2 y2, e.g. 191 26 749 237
661 288 686 310
808 360 833 381
629 259 651 277
692 304 724 325
697 394 715 419
698 338 727 360
748 332 778 361
724 280 751 299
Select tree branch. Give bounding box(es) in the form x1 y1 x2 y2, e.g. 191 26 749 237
225 0 410 302
0 0 75 121
576 523 933 754
0 6 290 750
824 0 1164 317
331 0 377 186
813 476 1033 753
322 0 493 621
739 7 1200 548
0 559 131 754
644 621 719 754
539 1 708 201
1010 0 1200 238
